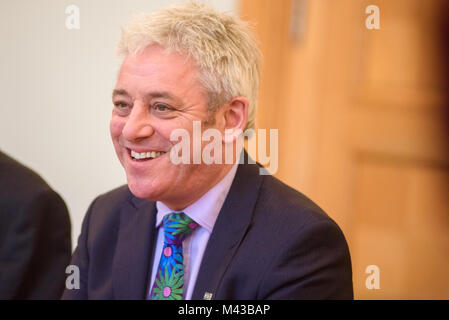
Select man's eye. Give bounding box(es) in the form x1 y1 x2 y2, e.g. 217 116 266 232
114 102 128 109
154 104 170 112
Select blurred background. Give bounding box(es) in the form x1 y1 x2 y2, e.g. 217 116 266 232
1 0 449 299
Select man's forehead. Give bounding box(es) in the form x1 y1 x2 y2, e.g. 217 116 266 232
114 47 205 102
120 45 196 73
112 88 180 102
117 51 199 86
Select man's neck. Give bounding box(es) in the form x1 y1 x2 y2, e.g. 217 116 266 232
162 163 236 211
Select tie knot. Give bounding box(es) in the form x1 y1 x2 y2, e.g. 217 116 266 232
163 212 198 244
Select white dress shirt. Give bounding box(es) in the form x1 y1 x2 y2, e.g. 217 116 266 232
147 162 238 299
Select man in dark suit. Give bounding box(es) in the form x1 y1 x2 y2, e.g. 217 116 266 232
63 2 353 300
0 150 72 299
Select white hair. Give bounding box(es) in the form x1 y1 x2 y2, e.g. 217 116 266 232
117 1 261 130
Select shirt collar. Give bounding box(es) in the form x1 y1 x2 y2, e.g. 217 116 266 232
155 162 239 233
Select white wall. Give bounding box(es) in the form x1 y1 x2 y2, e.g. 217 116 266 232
0 0 237 248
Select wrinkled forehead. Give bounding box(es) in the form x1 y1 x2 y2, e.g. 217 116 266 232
117 45 214 104
117 46 199 86
114 45 211 107
120 45 197 77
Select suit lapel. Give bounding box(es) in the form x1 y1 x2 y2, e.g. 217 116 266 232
192 161 263 300
112 196 157 300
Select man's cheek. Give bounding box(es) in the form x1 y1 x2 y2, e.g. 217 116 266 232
110 116 124 136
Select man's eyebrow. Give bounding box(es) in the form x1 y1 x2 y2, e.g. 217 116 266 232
112 89 129 99
112 90 180 103
145 91 179 102
145 91 184 106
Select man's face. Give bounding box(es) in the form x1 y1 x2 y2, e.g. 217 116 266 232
110 45 221 207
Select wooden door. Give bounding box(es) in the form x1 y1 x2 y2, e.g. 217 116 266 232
240 0 449 299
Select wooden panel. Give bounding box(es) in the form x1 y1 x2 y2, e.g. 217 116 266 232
240 0 449 299
239 0 292 130
352 158 449 299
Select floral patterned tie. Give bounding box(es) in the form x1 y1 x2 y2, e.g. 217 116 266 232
150 212 199 300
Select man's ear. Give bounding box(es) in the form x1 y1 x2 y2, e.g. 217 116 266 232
221 96 249 143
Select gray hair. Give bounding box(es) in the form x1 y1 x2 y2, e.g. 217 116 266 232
117 1 261 130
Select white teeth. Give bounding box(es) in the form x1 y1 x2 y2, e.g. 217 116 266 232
131 150 164 160
131 151 140 159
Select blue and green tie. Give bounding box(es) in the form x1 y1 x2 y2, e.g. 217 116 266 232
150 212 199 300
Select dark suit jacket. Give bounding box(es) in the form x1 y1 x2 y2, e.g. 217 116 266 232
0 151 72 299
63 161 353 300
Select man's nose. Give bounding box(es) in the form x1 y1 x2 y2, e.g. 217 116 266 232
122 102 155 142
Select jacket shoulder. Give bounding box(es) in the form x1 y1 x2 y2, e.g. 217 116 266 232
0 151 69 226
254 173 353 299
0 151 55 200
91 185 134 209
257 173 334 228
86 185 134 226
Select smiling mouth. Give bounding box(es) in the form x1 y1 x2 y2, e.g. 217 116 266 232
128 149 167 161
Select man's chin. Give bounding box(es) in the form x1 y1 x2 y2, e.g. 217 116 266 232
127 180 162 201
